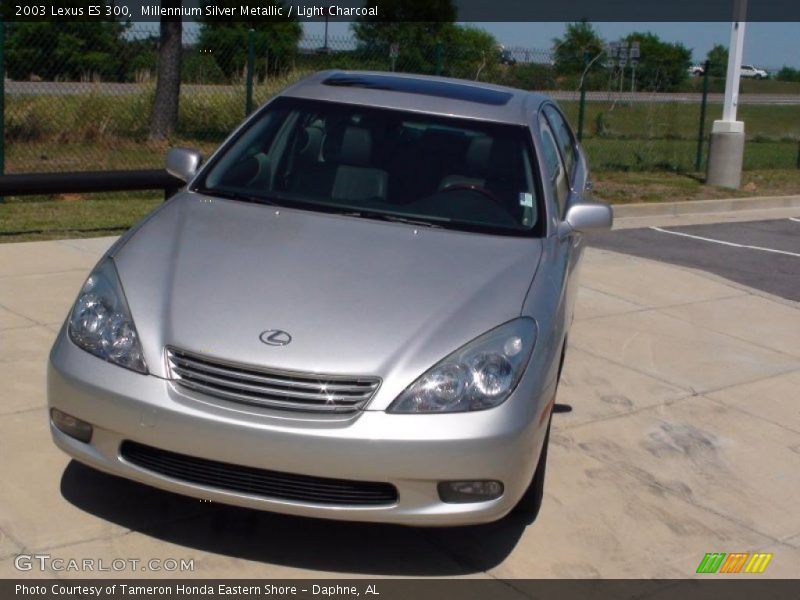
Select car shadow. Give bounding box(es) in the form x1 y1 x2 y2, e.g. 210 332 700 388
60 461 530 576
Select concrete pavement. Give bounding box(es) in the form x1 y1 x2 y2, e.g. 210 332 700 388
1 235 799 579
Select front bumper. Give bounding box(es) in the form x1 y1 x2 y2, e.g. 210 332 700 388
48 329 554 526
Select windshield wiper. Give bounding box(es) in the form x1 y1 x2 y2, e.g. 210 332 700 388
194 187 282 206
340 210 444 229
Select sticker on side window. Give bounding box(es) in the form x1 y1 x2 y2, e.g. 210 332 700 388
519 192 534 208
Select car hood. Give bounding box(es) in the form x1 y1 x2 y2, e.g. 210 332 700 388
114 193 542 409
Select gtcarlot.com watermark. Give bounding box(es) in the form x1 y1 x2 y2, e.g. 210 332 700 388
14 553 194 573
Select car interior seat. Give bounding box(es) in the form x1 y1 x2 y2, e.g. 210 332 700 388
330 126 388 202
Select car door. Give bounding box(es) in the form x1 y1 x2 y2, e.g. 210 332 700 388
541 104 588 325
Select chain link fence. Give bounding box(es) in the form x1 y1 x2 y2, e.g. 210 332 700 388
3 24 799 176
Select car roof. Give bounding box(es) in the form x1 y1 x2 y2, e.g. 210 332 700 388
280 70 550 126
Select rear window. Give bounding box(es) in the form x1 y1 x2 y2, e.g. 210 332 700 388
196 97 544 236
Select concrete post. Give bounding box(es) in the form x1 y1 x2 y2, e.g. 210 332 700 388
707 121 745 188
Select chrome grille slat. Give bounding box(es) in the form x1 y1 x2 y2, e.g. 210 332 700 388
166 347 380 413
176 379 360 413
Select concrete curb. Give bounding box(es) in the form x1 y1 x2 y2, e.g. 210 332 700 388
611 195 800 218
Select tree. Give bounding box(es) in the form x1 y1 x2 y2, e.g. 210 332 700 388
352 0 458 74
352 0 497 78
5 19 128 81
623 32 691 91
775 66 800 82
149 0 182 140
552 21 605 75
442 26 499 80
706 44 729 77
197 0 301 79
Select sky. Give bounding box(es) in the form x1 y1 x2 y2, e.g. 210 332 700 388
302 21 800 70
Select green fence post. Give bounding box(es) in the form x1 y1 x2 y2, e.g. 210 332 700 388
695 60 710 171
577 73 587 142
796 139 800 169
0 16 5 203
435 42 443 76
245 28 255 116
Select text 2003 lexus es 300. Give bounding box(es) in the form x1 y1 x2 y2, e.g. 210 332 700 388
48 71 612 525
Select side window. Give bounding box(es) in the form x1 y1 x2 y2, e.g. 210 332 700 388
544 106 577 182
539 119 568 217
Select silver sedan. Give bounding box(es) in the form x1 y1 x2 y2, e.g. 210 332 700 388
48 71 612 526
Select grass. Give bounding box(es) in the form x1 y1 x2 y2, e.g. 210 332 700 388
2 170 799 243
0 192 162 243
559 101 800 144
594 169 800 204
683 77 800 95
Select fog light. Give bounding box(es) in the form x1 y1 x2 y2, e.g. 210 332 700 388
438 480 504 503
51 409 93 443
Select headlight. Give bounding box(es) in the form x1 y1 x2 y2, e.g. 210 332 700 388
388 318 537 413
68 258 147 374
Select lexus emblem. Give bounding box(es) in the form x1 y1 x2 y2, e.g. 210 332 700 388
259 329 292 346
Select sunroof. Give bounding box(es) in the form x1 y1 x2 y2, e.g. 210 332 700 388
323 73 513 106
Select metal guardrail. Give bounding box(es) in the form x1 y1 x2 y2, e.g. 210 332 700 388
0 169 183 199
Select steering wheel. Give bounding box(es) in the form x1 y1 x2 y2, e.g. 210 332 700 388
440 182 502 206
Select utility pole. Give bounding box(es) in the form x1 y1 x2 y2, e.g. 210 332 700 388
630 42 640 93
707 0 748 188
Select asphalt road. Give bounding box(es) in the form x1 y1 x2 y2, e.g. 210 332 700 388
5 80 800 105
588 218 800 302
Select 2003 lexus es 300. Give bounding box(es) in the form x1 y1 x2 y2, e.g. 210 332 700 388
48 71 612 525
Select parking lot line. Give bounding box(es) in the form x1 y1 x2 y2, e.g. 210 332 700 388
789 218 800 224
649 226 800 258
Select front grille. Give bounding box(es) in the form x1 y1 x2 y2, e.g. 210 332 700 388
166 347 380 413
120 441 398 506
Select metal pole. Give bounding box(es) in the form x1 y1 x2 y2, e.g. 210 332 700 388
722 13 747 122
796 140 800 169
245 28 255 116
435 42 443 76
631 63 636 93
577 71 587 142
695 60 711 171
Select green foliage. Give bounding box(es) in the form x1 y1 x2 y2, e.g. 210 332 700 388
441 26 499 80
776 66 800 82
351 0 458 74
623 32 691 91
706 44 728 77
5 18 129 81
493 63 556 91
552 21 605 75
182 52 227 84
197 0 302 78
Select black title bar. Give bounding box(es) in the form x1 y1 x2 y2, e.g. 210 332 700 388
2 0 800 22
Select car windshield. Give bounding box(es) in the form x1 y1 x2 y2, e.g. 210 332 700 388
195 97 543 236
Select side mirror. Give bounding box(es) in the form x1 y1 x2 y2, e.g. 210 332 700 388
166 148 202 183
560 202 613 236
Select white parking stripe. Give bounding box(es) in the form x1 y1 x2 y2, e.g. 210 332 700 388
789 218 800 223
649 226 800 258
